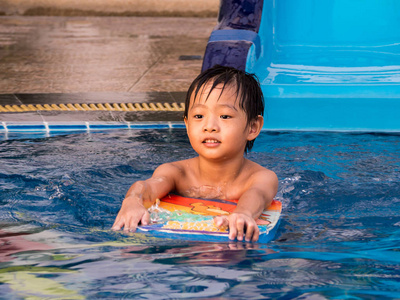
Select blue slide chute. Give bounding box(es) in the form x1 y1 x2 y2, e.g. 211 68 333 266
202 0 400 131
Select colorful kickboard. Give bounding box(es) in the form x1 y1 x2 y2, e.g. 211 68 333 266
137 194 281 243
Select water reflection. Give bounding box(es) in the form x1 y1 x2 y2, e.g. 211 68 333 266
122 242 275 266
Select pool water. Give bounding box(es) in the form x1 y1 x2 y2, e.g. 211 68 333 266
1 129 400 299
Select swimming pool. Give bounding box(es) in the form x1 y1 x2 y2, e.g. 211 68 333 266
1 129 400 298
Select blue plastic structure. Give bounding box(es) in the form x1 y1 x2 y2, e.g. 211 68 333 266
202 0 400 131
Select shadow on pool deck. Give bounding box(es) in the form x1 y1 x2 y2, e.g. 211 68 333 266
0 16 217 122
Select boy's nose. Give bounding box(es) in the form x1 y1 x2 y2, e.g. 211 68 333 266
204 127 216 132
203 117 218 132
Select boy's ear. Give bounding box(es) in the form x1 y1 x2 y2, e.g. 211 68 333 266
247 115 264 141
184 116 188 127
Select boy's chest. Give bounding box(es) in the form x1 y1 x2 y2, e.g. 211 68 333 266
175 180 244 200
174 160 251 200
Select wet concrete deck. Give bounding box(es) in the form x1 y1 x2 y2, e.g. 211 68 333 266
0 0 219 18
0 16 216 122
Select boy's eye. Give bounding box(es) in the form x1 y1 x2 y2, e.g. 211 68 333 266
194 114 203 119
220 115 231 119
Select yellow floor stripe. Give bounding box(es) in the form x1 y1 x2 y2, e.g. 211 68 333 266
67 104 76 111
4 105 16 112
13 105 24 112
89 103 98 110
120 103 129 111
1 106 9 112
134 103 143 111
81 104 91 110
127 103 136 111
51 104 62 111
0 102 185 113
74 104 85 111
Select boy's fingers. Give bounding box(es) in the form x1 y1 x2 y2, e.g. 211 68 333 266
228 215 238 241
244 224 253 242
141 210 150 226
214 216 229 228
236 218 245 241
111 218 123 231
213 216 221 227
125 218 138 232
122 216 138 232
246 223 259 242
252 227 260 242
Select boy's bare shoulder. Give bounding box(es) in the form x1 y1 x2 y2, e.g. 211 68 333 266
154 158 195 177
244 159 278 184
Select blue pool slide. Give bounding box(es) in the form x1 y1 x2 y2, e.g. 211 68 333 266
202 0 400 131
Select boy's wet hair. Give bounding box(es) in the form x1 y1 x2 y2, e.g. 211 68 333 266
184 65 265 153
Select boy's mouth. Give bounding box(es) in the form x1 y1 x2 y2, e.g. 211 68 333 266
202 139 220 144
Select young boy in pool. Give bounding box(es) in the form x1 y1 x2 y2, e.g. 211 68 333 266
112 65 278 242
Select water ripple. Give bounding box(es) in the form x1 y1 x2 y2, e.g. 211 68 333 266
2 130 400 298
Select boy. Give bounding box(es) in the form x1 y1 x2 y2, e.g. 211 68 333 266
112 65 278 242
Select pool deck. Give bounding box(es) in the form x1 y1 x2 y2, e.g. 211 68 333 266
0 15 217 123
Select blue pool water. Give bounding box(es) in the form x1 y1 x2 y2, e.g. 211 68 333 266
1 129 400 299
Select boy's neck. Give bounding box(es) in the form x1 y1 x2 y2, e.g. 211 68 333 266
197 155 246 184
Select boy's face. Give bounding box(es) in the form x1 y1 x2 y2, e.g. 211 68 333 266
184 83 262 161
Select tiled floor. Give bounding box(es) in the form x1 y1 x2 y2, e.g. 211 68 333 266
0 16 216 122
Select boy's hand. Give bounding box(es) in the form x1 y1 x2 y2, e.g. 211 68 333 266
214 213 259 242
112 196 150 232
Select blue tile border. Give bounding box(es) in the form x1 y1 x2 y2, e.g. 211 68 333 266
48 124 88 131
170 123 186 129
6 124 47 131
0 122 186 133
130 124 170 129
89 124 130 130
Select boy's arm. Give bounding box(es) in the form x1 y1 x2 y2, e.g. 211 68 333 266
112 163 180 232
214 170 278 242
